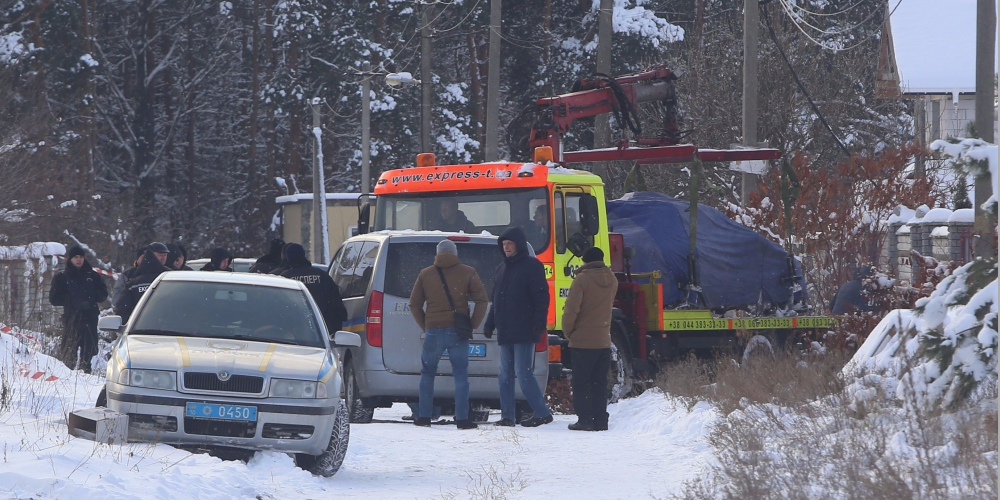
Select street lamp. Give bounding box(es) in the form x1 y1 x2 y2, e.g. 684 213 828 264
385 72 420 88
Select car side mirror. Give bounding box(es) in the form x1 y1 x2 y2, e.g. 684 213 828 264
98 315 123 333
567 232 591 258
331 330 362 348
579 194 600 236
357 198 371 235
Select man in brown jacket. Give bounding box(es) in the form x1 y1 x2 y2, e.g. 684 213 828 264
561 247 618 431
409 239 489 429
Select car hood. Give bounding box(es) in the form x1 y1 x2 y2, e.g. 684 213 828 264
124 335 331 381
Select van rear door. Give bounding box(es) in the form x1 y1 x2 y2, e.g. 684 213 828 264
380 239 503 376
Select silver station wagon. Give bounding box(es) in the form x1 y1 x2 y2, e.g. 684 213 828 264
98 271 361 477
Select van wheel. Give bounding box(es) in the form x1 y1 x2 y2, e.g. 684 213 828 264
607 331 634 404
345 362 374 423
296 400 350 477
96 387 107 407
741 335 774 365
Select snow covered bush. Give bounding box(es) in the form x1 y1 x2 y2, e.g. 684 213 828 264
930 138 998 216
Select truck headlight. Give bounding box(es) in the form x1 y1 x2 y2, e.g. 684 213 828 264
119 369 177 390
269 379 320 399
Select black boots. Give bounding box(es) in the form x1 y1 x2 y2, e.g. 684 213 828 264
520 414 554 427
456 419 478 430
414 417 432 427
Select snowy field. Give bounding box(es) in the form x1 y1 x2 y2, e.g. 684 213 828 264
0 331 716 500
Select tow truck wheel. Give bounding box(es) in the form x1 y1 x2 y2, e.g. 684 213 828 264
607 330 634 404
345 362 374 423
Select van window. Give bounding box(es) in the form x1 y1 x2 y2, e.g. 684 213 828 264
383 242 504 299
342 241 380 298
331 242 362 296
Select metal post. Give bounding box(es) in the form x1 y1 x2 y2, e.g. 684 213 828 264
592 0 613 182
484 0 502 161
361 61 371 195
311 100 325 263
421 2 434 153
914 96 925 177
741 0 760 204
973 0 996 259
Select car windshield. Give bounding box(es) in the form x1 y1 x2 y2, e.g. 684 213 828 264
375 187 550 253
130 281 325 348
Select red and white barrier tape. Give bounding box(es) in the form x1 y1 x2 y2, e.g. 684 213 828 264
18 368 59 381
2 323 60 381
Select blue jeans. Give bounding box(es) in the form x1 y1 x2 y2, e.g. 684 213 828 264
499 342 551 421
420 327 469 420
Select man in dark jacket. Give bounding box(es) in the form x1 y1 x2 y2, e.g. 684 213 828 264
484 226 553 427
250 238 285 274
408 239 489 429
167 243 193 270
562 247 618 431
200 248 234 272
269 243 293 276
280 243 348 334
829 266 876 315
116 244 171 322
111 246 146 311
433 199 477 233
49 246 109 372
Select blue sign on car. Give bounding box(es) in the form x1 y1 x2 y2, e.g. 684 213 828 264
185 402 258 421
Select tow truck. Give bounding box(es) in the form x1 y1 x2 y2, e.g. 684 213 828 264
362 67 834 396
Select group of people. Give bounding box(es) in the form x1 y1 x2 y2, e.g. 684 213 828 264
48 238 349 372
408 226 618 432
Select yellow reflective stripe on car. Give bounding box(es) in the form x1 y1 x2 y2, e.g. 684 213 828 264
176 337 191 367
258 343 277 372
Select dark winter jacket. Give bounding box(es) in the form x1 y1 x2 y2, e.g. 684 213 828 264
50 259 109 324
484 227 550 345
281 254 348 333
116 249 170 322
562 261 617 349
250 239 285 274
435 210 477 233
167 244 192 270
408 252 489 331
111 265 139 311
829 267 875 315
200 248 234 272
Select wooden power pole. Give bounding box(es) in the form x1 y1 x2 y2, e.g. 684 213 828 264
593 0 613 183
973 0 996 259
421 2 434 153
741 0 760 204
484 0 502 161
361 61 371 195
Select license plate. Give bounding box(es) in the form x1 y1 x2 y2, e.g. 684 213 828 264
444 344 486 358
185 402 257 421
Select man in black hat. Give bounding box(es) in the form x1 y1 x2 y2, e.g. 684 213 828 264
250 238 285 274
116 242 171 322
49 246 109 372
167 243 192 270
200 248 234 272
280 243 347 333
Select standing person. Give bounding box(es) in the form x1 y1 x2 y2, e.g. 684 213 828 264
250 238 285 274
200 248 234 272
116 244 171 322
561 247 617 431
280 243 348 334
49 246 109 372
483 227 553 427
408 239 489 429
111 246 146 312
269 243 293 276
167 243 192 270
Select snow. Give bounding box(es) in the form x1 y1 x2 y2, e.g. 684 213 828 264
0 331 717 499
591 0 685 46
59 199 78 208
890 0 997 93
920 207 952 224
0 242 66 260
311 126 330 265
0 31 25 65
79 53 98 68
948 208 974 223
274 193 368 204
930 226 949 237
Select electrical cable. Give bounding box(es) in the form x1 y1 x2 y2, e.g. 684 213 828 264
762 2 851 157
777 0 882 36
780 0 867 17
771 0 904 52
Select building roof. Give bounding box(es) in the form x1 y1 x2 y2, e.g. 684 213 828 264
889 0 997 95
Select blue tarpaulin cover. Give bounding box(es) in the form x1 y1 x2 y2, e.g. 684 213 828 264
606 192 806 309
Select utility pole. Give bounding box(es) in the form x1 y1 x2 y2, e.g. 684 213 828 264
484 0 502 161
973 0 996 259
361 61 372 195
593 0 613 182
421 2 434 153
311 98 329 264
741 0 760 205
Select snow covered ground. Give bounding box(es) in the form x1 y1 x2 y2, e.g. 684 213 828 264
0 331 716 500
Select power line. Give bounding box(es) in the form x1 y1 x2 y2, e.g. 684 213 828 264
762 1 851 157
771 0 904 52
781 0 867 17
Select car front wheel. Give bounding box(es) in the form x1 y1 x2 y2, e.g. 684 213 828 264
295 400 350 477
345 362 374 423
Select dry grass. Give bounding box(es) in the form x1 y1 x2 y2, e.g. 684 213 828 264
657 347 998 500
